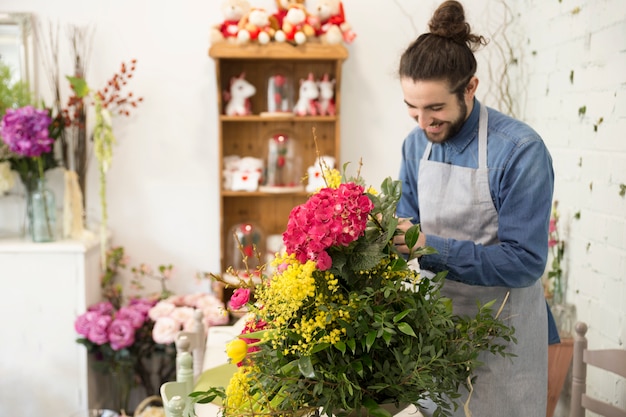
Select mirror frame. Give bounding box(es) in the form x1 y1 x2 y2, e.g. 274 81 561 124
0 12 38 97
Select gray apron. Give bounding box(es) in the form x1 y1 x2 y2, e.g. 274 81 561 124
417 104 547 417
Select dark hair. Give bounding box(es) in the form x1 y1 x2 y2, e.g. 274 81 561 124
398 1 487 97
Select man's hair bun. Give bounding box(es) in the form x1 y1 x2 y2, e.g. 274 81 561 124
428 1 486 51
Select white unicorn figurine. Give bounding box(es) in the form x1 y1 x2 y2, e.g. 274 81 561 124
293 72 319 116
224 73 256 116
317 73 336 116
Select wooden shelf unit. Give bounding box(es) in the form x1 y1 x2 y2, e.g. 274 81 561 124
209 42 348 278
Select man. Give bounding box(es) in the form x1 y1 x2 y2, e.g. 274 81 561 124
392 1 559 416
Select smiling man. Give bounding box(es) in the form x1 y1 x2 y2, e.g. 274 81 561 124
392 1 559 416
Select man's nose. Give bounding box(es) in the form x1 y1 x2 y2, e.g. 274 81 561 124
411 109 430 130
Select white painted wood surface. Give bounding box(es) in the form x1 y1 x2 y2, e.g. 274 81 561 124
0 235 103 417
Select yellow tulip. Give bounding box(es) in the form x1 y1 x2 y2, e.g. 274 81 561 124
226 338 248 364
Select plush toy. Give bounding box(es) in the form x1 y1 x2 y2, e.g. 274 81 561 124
224 73 256 116
231 156 264 191
274 3 316 45
271 0 305 29
316 73 336 116
311 0 356 44
293 73 319 116
237 8 275 44
306 155 336 192
210 0 251 44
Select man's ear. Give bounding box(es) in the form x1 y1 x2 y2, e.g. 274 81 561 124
465 76 479 100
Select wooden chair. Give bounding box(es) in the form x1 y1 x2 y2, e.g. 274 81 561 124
160 310 206 417
570 321 626 417
176 309 206 382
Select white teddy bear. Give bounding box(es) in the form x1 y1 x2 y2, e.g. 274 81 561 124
210 0 251 44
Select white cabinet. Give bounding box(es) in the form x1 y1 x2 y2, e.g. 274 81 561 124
0 235 103 416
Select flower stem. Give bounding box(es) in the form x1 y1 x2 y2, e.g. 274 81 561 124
37 156 54 240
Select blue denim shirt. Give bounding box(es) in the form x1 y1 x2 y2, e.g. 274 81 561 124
397 99 560 344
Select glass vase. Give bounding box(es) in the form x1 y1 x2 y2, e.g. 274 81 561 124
28 178 56 242
108 365 134 414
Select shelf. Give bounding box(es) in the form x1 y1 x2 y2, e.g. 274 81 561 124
221 190 310 197
209 42 348 60
221 115 338 123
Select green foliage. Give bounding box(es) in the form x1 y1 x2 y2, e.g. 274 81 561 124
0 61 32 116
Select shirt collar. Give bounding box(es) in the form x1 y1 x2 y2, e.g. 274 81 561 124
445 98 481 153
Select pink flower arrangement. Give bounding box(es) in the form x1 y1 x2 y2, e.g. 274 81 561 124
283 182 374 270
75 298 157 350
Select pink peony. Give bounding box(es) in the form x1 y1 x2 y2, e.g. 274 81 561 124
88 301 115 315
229 288 251 310
74 311 100 337
117 305 147 329
87 314 113 345
108 318 136 350
148 301 176 321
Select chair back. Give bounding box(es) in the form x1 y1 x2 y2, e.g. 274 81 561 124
570 321 626 417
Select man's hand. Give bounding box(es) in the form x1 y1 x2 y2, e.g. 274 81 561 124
393 218 427 255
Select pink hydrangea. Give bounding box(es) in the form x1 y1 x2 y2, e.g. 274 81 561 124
0 106 54 157
283 182 374 270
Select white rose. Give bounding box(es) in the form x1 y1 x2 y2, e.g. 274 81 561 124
152 316 180 345
148 301 176 321
170 306 195 326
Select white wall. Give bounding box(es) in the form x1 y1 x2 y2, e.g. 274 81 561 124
0 0 624 410
518 0 626 413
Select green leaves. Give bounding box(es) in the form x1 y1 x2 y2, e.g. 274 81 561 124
66 75 90 98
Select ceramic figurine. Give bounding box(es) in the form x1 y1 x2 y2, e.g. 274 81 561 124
224 73 256 116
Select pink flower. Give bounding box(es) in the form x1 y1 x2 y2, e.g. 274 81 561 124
128 297 157 315
152 316 181 344
283 182 374 270
87 314 113 345
316 251 332 270
148 301 176 321
170 306 195 325
549 218 557 234
75 311 100 337
108 318 136 350
89 301 115 315
0 106 53 157
117 305 147 329
229 288 251 310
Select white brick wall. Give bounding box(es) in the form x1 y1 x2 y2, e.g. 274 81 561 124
517 0 626 413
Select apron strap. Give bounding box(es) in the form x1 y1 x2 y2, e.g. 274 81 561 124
478 104 488 169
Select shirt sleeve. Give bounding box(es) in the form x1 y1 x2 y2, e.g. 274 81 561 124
418 137 555 288
396 135 421 223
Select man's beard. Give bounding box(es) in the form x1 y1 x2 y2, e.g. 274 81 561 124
424 98 468 143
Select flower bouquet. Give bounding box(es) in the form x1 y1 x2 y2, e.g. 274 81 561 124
191 164 515 417
75 246 229 413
